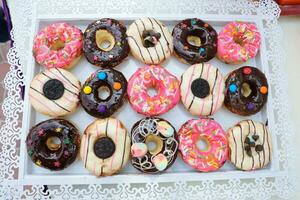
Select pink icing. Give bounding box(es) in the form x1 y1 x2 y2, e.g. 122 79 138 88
217 21 261 64
33 23 83 68
178 118 228 172
127 65 180 116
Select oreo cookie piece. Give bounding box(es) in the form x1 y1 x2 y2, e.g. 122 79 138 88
191 78 210 98
43 79 65 100
94 137 115 159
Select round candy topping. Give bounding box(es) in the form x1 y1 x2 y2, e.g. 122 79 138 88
97 105 107 113
97 72 107 80
113 82 122 90
83 86 92 94
43 79 65 100
152 153 168 171
191 78 210 98
260 86 268 94
229 84 237 93
94 137 115 159
131 143 148 158
243 67 252 75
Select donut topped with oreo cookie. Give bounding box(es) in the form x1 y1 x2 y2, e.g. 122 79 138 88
172 18 218 64
83 18 129 68
79 68 127 118
224 66 268 116
29 68 81 117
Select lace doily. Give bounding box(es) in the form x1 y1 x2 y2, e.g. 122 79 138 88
0 0 296 199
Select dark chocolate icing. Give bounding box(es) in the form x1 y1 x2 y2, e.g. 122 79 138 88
83 18 129 68
131 117 178 174
79 68 127 118
172 18 217 64
224 66 268 116
26 119 80 170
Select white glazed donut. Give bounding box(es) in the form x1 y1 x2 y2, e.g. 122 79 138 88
180 63 225 116
29 68 81 117
80 118 130 176
227 120 272 171
127 18 173 65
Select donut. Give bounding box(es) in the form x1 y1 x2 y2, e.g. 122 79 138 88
177 118 228 172
180 63 225 116
172 18 217 64
224 66 268 116
127 18 173 65
33 23 83 69
127 65 180 116
227 120 272 171
80 68 127 118
83 18 129 68
217 21 261 64
26 119 80 170
29 68 81 117
80 118 130 176
130 117 178 173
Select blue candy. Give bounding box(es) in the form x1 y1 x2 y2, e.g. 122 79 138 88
97 72 107 80
229 84 237 93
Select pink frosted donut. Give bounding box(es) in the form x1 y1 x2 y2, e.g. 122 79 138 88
178 118 228 172
217 22 261 64
33 23 83 69
127 65 180 116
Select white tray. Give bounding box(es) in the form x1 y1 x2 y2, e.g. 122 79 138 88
1 0 295 199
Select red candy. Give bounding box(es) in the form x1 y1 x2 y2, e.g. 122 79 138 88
243 67 252 75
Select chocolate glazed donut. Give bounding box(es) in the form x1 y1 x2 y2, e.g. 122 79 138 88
130 117 178 173
80 68 127 118
172 18 217 64
26 119 80 170
83 18 129 68
224 66 268 116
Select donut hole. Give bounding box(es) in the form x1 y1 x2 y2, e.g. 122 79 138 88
46 136 62 151
233 34 245 46
145 134 163 155
186 29 207 47
96 30 115 52
241 82 257 98
51 39 65 51
97 85 111 101
147 87 158 97
196 137 210 152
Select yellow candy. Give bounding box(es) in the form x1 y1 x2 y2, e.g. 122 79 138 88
83 86 92 94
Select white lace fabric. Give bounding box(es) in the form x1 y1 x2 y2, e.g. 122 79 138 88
0 0 296 199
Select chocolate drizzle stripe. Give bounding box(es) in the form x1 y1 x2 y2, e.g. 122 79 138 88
262 123 266 167
30 87 71 112
55 68 79 89
265 124 271 163
246 121 255 169
231 129 238 165
149 18 166 61
179 75 183 87
134 22 154 63
100 165 103 176
127 36 146 62
84 134 90 168
120 130 127 169
140 19 160 62
209 68 219 115
238 124 244 169
105 118 109 137
152 18 171 53
251 120 261 168
188 63 204 110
